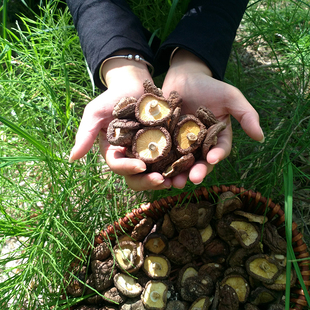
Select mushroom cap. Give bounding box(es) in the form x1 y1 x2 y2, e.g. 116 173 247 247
263 268 297 291
142 254 171 279
220 274 250 303
135 94 172 126
131 217 153 242
167 90 183 109
199 263 224 283
202 121 226 158
159 213 175 239
128 241 145 274
90 241 111 261
162 153 195 178
189 296 211 310
229 220 261 249
249 286 277 305
196 106 219 127
245 254 282 284
132 127 172 164
91 258 117 291
177 263 199 289
195 201 215 229
215 191 243 219
107 119 141 146
199 224 216 244
151 150 178 174
164 240 192 265
143 79 163 97
112 96 137 119
144 232 168 254
65 266 87 297
113 241 137 271
170 203 199 230
234 210 268 225
141 280 168 310
262 222 287 255
113 273 143 297
174 114 207 155
178 227 204 255
120 297 146 310
201 238 230 264
166 300 189 310
168 106 181 135
102 286 127 304
218 284 240 310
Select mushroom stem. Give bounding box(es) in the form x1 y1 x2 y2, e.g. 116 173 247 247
150 291 160 302
150 262 162 272
147 100 160 116
187 132 198 142
148 142 158 152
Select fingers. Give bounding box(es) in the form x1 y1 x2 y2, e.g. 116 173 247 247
188 161 214 185
125 173 172 191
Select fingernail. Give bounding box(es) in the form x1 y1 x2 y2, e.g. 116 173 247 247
193 181 202 185
68 150 75 163
208 159 219 165
259 129 265 143
134 166 147 173
152 178 165 186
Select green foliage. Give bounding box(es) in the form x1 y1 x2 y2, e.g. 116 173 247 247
0 0 309 308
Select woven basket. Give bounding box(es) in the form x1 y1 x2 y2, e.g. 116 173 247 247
93 185 310 310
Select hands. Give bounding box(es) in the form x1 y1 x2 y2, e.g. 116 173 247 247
69 49 264 191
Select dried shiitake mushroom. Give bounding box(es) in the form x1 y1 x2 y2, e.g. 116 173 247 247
151 150 178 174
170 203 199 230
218 284 239 310
178 227 204 255
234 210 268 225
262 222 287 255
132 127 172 164
90 241 111 261
65 266 87 297
135 94 172 126
246 254 282 284
174 114 207 155
166 300 189 310
249 286 277 305
162 153 195 178
196 201 215 229
199 263 224 283
130 217 153 242
263 268 296 291
216 191 243 219
143 79 163 97
160 213 175 239
144 232 168 254
120 297 146 310
114 241 137 272
112 96 137 119
196 106 219 127
221 274 250 303
107 119 141 146
91 258 117 291
201 238 230 264
164 239 192 265
141 280 168 310
142 254 171 279
189 296 211 310
177 263 199 289
102 286 127 304
113 273 143 297
199 224 216 244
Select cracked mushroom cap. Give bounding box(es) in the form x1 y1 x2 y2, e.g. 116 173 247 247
102 286 127 304
215 191 243 219
90 241 111 261
128 241 144 274
141 280 168 310
220 274 250 303
245 254 283 284
167 90 183 109
170 203 199 230
113 273 143 297
162 153 195 178
135 93 172 126
130 217 153 242
142 254 171 279
112 96 137 119
143 79 163 97
202 121 226 158
107 119 141 146
189 296 211 310
229 219 261 249
177 263 199 289
196 106 219 127
120 297 146 310
178 227 204 255
91 258 117 291
174 114 207 155
113 241 137 272
132 127 172 164
164 239 192 265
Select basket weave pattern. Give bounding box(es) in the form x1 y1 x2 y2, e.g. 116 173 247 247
94 185 310 310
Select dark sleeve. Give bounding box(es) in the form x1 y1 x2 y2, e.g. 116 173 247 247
66 0 155 89
155 0 249 80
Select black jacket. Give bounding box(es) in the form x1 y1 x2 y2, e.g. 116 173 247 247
66 0 248 89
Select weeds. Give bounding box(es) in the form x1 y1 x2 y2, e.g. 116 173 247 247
0 0 309 308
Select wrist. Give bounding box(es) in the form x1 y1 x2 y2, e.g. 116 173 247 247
100 50 153 89
169 49 213 77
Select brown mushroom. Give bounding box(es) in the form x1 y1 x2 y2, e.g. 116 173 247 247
220 274 250 303
178 227 204 255
262 222 287 255
196 201 215 229
227 245 262 268
65 265 87 297
167 90 183 110
215 191 243 219
143 79 163 97
263 268 297 291
151 150 178 174
249 286 277 305
112 96 137 119
224 266 249 280
202 122 226 158
120 297 146 310
113 273 143 297
244 304 260 310
107 119 141 146
135 94 172 126
162 153 195 178
166 300 189 310
113 241 137 272
128 241 144 273
91 258 117 291
144 232 168 254
170 203 199 230
189 296 211 310
90 241 111 261
168 106 182 135
229 220 261 249
234 210 268 225
102 286 127 304
217 284 239 310
174 114 207 155
196 106 219 127
199 224 216 244
142 254 171 279
201 238 230 264
160 213 175 239
177 263 199 290
180 274 214 302
130 217 153 242
141 280 168 310
132 127 172 164
199 263 225 283
245 254 283 284
164 240 192 265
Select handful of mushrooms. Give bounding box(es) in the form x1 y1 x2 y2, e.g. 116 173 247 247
65 191 294 310
106 80 226 177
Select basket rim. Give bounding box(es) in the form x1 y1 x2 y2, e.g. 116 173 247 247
95 185 310 310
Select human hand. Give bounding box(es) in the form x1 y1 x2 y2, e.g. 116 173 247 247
162 49 264 188
69 51 172 191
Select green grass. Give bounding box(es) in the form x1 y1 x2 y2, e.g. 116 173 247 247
0 0 309 308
